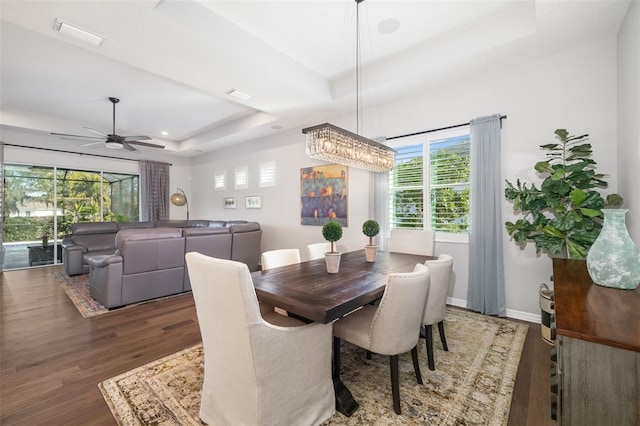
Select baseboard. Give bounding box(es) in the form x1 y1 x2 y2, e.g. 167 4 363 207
447 297 541 324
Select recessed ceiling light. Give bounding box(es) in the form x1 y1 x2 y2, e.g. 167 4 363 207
227 89 252 101
54 18 104 46
377 18 400 34
271 125 283 130
161 131 169 136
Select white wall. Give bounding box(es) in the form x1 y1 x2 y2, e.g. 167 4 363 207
189 132 374 258
617 0 640 243
190 37 618 318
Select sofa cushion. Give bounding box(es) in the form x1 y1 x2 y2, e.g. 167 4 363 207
207 221 227 228
116 228 185 275
115 228 183 247
83 249 118 265
226 220 248 227
72 222 118 235
117 222 155 231
229 222 261 233
186 220 211 228
182 227 229 237
154 220 187 228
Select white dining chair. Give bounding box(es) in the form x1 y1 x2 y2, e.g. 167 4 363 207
261 248 302 270
388 228 435 256
422 254 454 370
185 252 335 425
306 242 331 260
261 248 302 316
333 263 431 415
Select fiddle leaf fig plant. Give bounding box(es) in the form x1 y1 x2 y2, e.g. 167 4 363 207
505 129 622 259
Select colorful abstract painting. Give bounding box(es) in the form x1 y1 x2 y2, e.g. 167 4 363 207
300 164 348 226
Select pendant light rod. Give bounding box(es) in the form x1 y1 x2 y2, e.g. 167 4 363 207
109 97 119 135
356 0 362 135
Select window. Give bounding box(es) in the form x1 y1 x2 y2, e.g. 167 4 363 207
388 129 470 235
234 166 248 190
2 164 139 270
214 170 226 191
259 161 276 188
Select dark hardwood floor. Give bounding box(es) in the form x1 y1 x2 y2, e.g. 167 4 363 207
0 266 552 425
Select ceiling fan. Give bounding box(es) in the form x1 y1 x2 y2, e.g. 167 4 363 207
51 97 165 151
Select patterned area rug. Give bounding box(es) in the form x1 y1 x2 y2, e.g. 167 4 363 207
55 271 187 318
55 270 110 317
99 308 528 425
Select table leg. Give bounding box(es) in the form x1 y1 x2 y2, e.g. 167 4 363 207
333 336 359 416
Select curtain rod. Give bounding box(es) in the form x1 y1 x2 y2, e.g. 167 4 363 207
1 143 172 166
386 115 507 141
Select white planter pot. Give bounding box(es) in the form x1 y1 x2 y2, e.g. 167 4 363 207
364 245 378 262
325 252 342 274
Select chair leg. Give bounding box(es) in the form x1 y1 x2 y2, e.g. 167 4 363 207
333 336 341 379
438 320 449 352
366 350 372 359
425 324 435 371
389 355 401 414
411 345 423 384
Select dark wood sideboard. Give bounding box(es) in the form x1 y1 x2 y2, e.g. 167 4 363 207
552 258 640 425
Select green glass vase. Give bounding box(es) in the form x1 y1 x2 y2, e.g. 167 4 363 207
586 209 640 289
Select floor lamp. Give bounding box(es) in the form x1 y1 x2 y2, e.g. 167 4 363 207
170 188 189 220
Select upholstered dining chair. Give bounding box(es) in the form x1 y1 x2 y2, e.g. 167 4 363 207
261 248 301 270
185 252 335 426
422 254 454 371
260 248 302 316
306 242 331 260
388 228 435 256
333 263 431 415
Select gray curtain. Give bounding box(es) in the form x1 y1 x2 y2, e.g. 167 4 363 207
139 160 170 221
467 114 505 316
371 170 389 251
0 142 4 273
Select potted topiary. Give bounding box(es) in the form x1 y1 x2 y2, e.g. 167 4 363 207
322 221 343 273
362 219 380 262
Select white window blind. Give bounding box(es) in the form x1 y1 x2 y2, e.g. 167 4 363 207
214 170 226 191
259 161 276 188
234 166 248 190
388 143 424 229
388 130 470 234
429 135 470 232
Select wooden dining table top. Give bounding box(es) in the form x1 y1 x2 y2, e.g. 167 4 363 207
251 250 434 324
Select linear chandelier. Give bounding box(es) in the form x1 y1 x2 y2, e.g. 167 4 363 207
303 123 395 172
303 0 396 173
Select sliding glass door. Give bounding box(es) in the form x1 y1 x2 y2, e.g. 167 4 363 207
2 164 139 270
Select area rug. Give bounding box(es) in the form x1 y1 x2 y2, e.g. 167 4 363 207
99 308 528 425
55 270 188 318
55 270 110 317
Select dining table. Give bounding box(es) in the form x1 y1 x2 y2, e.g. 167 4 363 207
251 249 434 416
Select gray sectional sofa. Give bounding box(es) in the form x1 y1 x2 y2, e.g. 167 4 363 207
61 220 262 308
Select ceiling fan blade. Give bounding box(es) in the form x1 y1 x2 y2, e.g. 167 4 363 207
122 135 152 142
51 132 103 140
122 142 137 152
127 141 165 149
80 141 104 147
84 127 108 137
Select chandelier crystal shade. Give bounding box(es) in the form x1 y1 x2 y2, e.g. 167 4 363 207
303 123 395 173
